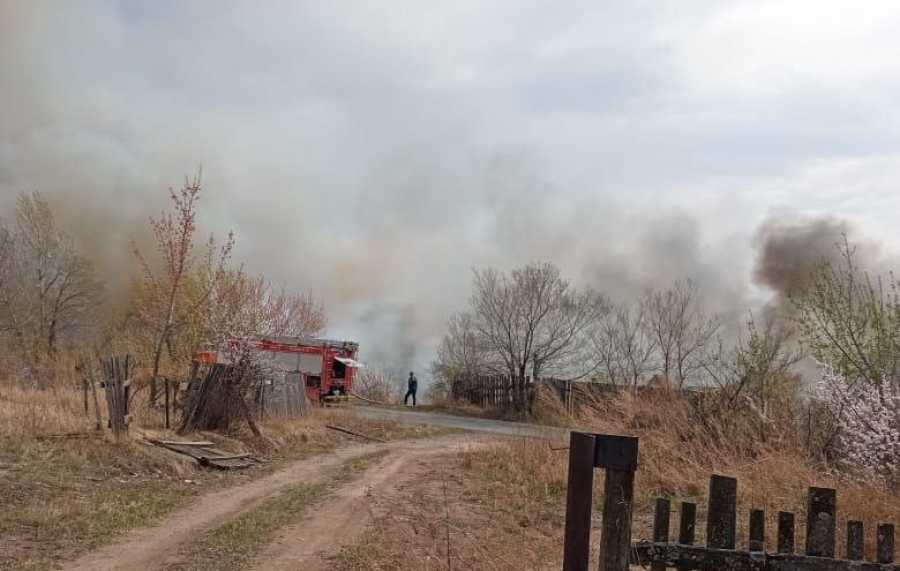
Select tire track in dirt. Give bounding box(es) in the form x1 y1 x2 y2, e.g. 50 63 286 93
249 443 459 571
62 442 394 571
61 435 482 571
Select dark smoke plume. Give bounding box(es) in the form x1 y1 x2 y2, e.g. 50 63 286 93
753 214 850 315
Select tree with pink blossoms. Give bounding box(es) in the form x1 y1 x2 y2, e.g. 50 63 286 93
816 363 900 486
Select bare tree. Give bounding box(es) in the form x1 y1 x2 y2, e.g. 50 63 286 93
704 312 803 415
0 224 26 350
609 300 658 388
468 262 603 409
590 308 625 386
0 192 103 359
644 279 720 387
354 366 403 404
434 311 491 379
132 172 234 404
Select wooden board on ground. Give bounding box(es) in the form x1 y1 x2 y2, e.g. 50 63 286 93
146 438 261 470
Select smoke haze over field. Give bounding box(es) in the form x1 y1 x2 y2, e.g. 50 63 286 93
5 2 900 379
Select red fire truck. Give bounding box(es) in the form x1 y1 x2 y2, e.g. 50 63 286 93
194 336 363 405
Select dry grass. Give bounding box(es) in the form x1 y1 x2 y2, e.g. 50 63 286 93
0 358 450 571
331 449 565 571
0 382 91 437
464 390 900 562
334 390 900 570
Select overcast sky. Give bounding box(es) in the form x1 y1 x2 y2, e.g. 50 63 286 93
3 1 900 376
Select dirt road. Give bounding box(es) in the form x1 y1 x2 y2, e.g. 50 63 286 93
62 432 485 571
251 443 454 571
353 405 568 439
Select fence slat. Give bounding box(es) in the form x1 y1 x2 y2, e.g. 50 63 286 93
777 512 795 554
676 501 696 571
652 498 670 571
707 475 737 550
805 487 836 558
846 520 864 561
678 502 696 545
562 432 596 571
749 509 765 552
599 461 636 571
878 523 895 564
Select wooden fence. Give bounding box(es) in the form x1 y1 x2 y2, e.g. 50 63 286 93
562 431 899 571
542 378 622 413
450 374 533 409
99 355 132 440
450 374 695 413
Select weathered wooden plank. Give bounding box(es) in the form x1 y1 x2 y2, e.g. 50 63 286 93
653 498 671 543
200 455 258 469
147 439 259 469
677 501 697 571
777 512 795 554
562 432 596 571
878 523 895 564
600 466 635 571
652 498 671 571
632 542 763 571
101 354 131 440
597 434 639 571
679 502 697 545
631 542 900 571
749 509 765 552
805 487 836 558
708 474 738 550
846 520 864 561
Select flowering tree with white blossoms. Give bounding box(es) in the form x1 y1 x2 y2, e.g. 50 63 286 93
816 363 900 485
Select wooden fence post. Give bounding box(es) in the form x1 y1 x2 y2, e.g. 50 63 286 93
877 523 895 564
651 498 670 571
561 433 639 571
597 434 639 571
101 354 131 441
677 502 696 571
846 520 864 561
806 487 836 558
563 432 597 571
777 511 795 554
749 509 765 552
707 475 737 550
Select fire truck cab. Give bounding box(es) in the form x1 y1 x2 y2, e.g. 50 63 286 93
194 336 363 405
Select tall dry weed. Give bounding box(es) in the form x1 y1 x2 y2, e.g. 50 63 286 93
470 389 900 559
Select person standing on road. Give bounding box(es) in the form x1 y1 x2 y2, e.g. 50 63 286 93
404 371 418 406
